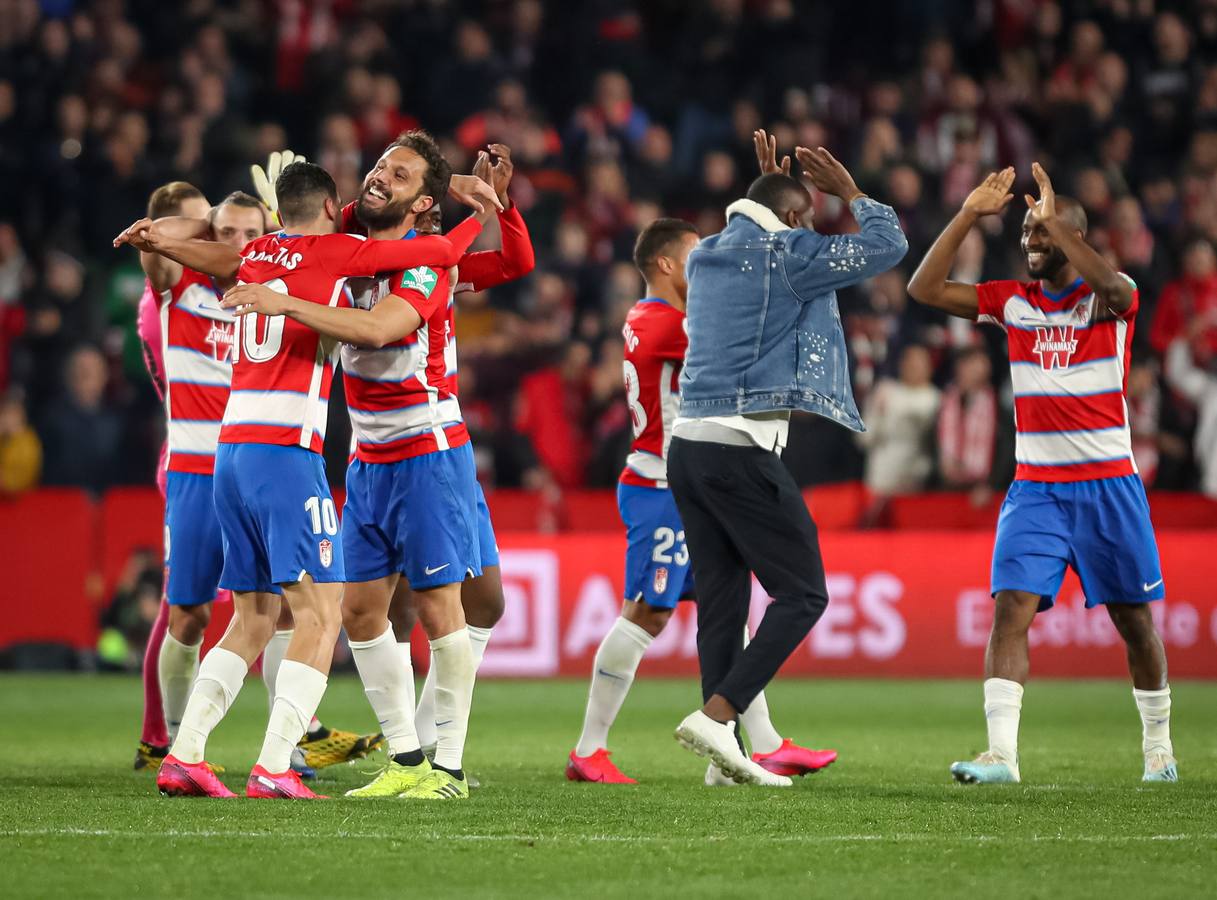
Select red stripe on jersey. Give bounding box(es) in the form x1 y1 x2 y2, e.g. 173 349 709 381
619 299 687 488
1014 391 1127 434
356 423 470 463
1016 458 1136 482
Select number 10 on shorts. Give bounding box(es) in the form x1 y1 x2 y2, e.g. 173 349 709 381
305 496 339 536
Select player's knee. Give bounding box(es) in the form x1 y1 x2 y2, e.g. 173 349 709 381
168 604 210 644
294 602 343 643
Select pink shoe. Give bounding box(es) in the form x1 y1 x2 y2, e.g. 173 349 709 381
246 764 328 799
566 749 637 784
157 755 237 798
752 739 838 777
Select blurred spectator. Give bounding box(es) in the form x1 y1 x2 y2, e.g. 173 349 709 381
1165 330 1217 498
0 389 41 494
1127 359 1164 487
38 345 124 493
859 345 942 522
97 547 162 670
1150 237 1217 362
937 347 997 503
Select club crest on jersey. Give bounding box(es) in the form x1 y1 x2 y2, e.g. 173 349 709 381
401 266 437 294
653 566 669 594
1032 325 1078 370
319 539 333 568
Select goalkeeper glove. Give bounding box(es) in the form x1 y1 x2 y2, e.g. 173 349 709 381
250 149 306 227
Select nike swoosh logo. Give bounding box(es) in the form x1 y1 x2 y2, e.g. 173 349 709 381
435 720 452 728
1143 579 1164 592
597 669 625 681
424 564 450 575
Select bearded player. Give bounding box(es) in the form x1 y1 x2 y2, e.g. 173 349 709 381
225 136 510 800
567 209 837 786
125 160 478 798
907 163 1176 784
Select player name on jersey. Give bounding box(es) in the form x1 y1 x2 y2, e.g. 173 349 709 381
619 298 688 489
977 274 1139 482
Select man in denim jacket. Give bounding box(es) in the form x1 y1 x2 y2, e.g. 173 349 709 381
670 141 908 785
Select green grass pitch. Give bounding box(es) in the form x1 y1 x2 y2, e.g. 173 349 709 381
1 674 1214 898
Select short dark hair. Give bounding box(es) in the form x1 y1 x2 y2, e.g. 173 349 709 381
147 181 204 219
210 191 269 229
633 218 698 277
745 173 811 220
1054 195 1088 234
388 129 452 207
275 162 338 226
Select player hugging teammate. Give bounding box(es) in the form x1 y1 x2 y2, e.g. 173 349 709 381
116 133 530 800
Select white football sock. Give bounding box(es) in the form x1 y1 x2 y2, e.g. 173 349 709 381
256 660 327 774
350 626 420 758
261 629 292 714
430 628 476 772
737 627 783 754
574 617 652 758
158 632 201 742
170 647 246 764
415 657 437 750
740 691 784 755
1133 686 1172 756
467 624 493 667
398 642 417 716
984 677 1024 763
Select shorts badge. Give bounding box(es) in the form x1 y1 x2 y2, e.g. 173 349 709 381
319 539 333 568
653 566 668 594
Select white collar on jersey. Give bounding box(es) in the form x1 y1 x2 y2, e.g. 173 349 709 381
726 198 791 234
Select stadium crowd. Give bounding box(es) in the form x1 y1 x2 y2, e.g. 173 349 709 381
2 0 1217 501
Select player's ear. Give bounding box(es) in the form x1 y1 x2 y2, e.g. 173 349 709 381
413 195 435 215
324 196 338 222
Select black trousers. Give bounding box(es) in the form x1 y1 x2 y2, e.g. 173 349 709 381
667 436 830 714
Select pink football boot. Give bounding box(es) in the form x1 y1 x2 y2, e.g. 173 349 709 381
565 749 638 784
157 755 237 798
246 765 328 799
752 739 838 777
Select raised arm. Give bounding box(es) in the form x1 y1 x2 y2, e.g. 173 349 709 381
322 227 480 278
114 216 215 292
457 205 536 291
1026 161 1134 316
221 283 422 349
908 168 1015 319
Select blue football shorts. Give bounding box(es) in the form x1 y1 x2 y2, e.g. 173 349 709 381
343 442 482 590
164 471 224 606
617 481 695 610
991 474 1165 612
213 443 344 593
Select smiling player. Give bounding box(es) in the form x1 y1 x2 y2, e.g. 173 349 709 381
907 163 1177 785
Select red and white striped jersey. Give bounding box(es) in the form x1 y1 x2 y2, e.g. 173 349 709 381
222 230 463 452
977 274 1139 482
619 299 688 488
342 261 467 462
159 268 235 474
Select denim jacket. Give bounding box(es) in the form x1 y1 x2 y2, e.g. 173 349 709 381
679 196 908 431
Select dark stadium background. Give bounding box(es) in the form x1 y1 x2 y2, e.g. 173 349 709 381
1 0 1215 670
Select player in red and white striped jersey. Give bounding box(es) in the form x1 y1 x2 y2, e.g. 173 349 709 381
221 136 508 800
135 161 475 799
123 185 265 772
909 163 1176 785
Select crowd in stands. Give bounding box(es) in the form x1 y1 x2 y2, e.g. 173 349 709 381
2 0 1217 503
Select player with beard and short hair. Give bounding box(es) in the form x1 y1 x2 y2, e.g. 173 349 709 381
374 147 534 774
908 163 1177 785
224 136 523 800
121 160 479 799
